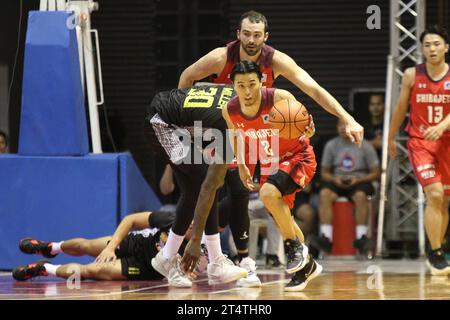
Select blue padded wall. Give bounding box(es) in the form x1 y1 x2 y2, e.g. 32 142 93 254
0 153 163 269
0 154 119 268
118 153 161 220
19 11 88 156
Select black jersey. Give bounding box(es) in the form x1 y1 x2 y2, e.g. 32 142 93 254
147 84 236 133
115 212 176 280
116 212 175 259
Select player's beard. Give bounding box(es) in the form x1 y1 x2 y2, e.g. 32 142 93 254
242 42 262 56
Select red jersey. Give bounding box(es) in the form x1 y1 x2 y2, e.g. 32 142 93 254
227 87 310 173
407 63 450 139
210 40 275 87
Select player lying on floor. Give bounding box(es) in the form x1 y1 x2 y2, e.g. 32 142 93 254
12 211 206 282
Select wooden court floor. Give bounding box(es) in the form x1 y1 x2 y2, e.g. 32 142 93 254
1 259 449 300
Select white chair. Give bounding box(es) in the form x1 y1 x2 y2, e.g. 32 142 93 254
248 218 268 260
249 218 285 264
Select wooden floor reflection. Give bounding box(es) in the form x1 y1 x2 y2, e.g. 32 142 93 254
1 259 449 300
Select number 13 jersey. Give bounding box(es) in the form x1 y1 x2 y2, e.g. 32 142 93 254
407 63 450 139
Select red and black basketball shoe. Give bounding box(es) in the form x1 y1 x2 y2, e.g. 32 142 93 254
19 238 57 258
12 260 49 281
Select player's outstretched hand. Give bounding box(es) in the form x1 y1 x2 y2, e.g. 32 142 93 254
423 124 445 141
344 119 364 147
95 247 117 265
181 238 201 273
304 115 315 138
238 164 256 191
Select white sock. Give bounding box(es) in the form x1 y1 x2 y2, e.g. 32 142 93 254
204 233 222 263
50 241 64 255
356 225 368 239
201 234 207 245
43 263 60 276
162 229 184 260
320 224 333 241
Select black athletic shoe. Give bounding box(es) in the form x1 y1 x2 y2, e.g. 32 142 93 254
284 239 309 274
353 235 373 256
12 260 49 281
427 249 450 276
230 255 240 266
285 257 323 291
19 238 57 258
266 254 284 269
309 234 332 253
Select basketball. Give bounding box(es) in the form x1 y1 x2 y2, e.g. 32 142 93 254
268 99 310 139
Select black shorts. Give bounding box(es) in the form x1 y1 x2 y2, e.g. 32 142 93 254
114 231 163 281
266 170 300 196
321 181 374 200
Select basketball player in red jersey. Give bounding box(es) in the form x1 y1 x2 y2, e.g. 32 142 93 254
183 61 364 291
178 11 363 286
180 11 281 286
178 11 363 139
388 26 450 276
225 61 321 291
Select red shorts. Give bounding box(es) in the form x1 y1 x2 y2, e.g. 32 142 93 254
407 137 450 195
228 158 238 170
248 144 317 208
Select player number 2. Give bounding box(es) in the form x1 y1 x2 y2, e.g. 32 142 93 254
261 140 273 156
427 105 443 124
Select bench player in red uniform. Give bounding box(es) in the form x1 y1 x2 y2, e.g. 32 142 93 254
388 26 450 276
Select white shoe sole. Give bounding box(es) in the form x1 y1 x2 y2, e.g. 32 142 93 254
208 269 248 285
286 246 309 274
426 260 450 276
152 255 192 288
236 277 262 288
284 262 323 292
168 279 192 288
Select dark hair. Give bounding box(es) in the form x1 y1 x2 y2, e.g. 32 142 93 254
0 130 8 147
230 61 262 81
420 25 449 44
369 92 384 100
238 10 268 33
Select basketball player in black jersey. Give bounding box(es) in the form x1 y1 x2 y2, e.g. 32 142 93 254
12 211 197 282
145 84 248 287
